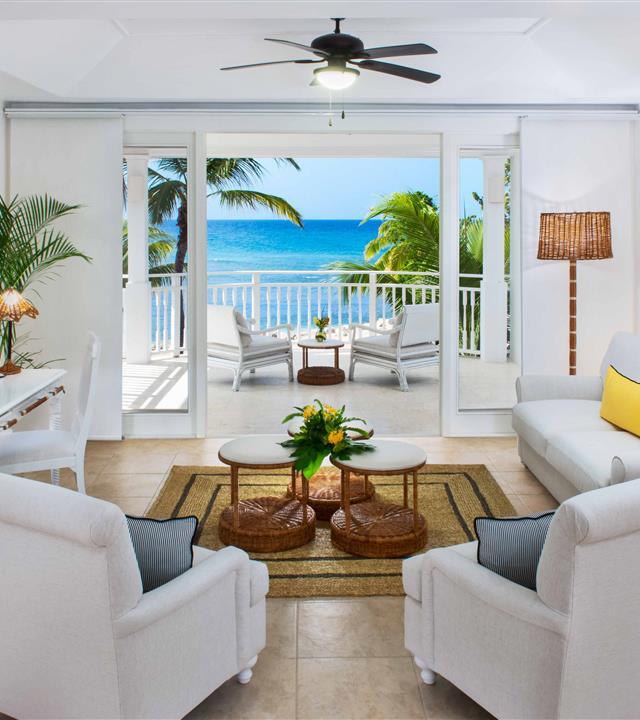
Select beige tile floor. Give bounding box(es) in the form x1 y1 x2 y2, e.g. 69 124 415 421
22 436 557 720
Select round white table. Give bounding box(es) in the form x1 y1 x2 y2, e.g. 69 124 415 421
217 436 316 552
297 339 345 385
329 439 428 558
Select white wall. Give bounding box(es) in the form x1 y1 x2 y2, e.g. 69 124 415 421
9 118 123 438
521 118 636 375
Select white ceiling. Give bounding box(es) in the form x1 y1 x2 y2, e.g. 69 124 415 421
1 1 640 103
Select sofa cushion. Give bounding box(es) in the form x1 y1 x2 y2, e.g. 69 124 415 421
354 335 439 360
600 365 640 437
545 430 640 493
512 400 616 456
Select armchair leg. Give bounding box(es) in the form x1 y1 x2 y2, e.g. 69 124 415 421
287 357 294 382
232 370 241 392
414 656 436 685
396 368 409 392
75 462 86 494
250 368 256 374
348 355 356 381
237 655 258 685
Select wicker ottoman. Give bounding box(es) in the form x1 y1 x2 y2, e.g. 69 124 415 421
218 436 316 552
330 440 427 558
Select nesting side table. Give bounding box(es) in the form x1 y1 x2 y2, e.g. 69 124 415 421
218 436 316 552
330 440 427 558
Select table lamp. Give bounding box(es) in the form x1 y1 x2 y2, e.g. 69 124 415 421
0 288 39 375
537 211 612 375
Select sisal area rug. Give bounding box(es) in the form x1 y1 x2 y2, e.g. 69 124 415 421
147 465 515 597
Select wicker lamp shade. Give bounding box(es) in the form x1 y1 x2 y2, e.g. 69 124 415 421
537 211 613 376
538 211 612 261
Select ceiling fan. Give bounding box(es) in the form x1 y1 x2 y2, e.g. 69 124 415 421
220 18 441 90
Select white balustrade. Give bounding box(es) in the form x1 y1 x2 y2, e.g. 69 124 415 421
123 270 503 359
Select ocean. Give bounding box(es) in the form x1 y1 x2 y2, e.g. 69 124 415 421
160 218 382 282
156 218 386 332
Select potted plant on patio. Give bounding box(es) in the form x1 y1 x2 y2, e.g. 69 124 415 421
281 400 373 479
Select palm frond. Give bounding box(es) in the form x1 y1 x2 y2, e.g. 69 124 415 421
216 190 303 227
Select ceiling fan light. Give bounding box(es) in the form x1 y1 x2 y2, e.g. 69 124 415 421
314 66 359 90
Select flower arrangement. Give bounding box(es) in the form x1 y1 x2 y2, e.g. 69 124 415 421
313 314 330 342
281 400 373 479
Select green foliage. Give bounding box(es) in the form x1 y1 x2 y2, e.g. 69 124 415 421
0 194 90 367
281 400 373 479
121 221 180 286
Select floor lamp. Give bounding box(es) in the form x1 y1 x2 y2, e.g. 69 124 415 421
537 211 612 375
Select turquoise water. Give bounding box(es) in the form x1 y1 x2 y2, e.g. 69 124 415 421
156 218 385 330
159 218 381 283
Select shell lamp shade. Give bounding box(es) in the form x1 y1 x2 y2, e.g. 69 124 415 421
0 288 39 375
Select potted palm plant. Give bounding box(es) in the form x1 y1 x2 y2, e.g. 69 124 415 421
0 195 91 368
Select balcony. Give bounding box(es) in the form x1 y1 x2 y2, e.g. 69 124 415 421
122 270 517 436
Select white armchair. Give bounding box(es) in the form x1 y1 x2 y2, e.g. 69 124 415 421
0 472 268 720
207 305 293 391
349 303 439 391
403 480 640 719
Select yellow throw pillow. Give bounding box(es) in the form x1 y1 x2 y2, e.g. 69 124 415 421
600 365 640 437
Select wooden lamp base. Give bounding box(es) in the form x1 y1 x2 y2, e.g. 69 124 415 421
0 358 21 375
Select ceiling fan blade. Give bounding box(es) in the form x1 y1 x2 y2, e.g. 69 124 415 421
356 60 441 84
354 43 437 59
264 38 329 57
221 59 322 71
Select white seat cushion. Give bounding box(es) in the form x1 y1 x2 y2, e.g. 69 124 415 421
337 439 426 472
546 430 640 493
0 430 75 468
207 335 290 361
244 335 290 358
512 400 616 456
353 335 438 360
218 435 294 466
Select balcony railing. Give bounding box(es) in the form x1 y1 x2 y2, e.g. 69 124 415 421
129 270 488 358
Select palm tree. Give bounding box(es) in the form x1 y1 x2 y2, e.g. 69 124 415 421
0 194 91 366
121 221 177 287
147 158 303 275
329 191 493 299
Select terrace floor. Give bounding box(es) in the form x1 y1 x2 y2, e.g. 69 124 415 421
123 349 519 436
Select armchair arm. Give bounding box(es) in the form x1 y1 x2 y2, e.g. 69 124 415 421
252 323 292 339
516 375 602 403
113 546 249 638
611 452 640 484
349 322 400 343
423 546 568 636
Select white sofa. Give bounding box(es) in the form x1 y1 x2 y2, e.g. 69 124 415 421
512 331 640 502
0 473 268 720
403 479 640 720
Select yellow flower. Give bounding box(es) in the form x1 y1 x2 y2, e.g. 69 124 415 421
323 404 337 416
328 429 344 446
303 405 317 420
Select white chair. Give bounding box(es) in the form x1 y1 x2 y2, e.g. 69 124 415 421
207 305 293 391
0 332 100 493
0 472 268 720
403 480 640 720
349 303 439 391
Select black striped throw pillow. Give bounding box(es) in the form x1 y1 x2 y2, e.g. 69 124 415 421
474 512 555 590
126 515 198 593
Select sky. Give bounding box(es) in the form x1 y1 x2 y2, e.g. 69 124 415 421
205 157 484 220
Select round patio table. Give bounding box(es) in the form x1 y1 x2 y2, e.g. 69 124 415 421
218 435 316 552
329 440 427 558
297 339 345 385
